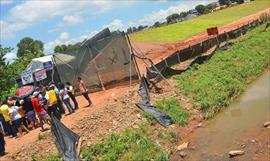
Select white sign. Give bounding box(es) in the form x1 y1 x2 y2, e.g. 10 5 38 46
21 70 34 85
34 69 47 82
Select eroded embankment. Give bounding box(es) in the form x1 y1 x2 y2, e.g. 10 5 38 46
174 24 270 118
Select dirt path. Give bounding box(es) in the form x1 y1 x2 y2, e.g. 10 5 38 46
3 85 132 156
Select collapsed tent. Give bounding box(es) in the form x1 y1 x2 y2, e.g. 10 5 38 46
51 115 80 161
54 28 138 91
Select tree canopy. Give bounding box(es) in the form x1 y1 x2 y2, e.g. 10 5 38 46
166 13 180 24
1 37 45 100
54 44 68 53
195 4 210 14
17 37 44 57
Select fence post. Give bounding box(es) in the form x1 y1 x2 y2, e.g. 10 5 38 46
176 52 181 64
164 58 169 67
93 61 106 91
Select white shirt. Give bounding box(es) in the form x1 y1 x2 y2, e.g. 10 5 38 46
8 106 21 121
60 88 69 100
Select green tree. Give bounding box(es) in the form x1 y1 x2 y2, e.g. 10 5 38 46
17 37 44 57
179 12 188 18
153 21 161 27
127 27 133 34
219 0 232 5
0 45 15 100
54 45 64 53
166 13 180 24
195 5 210 14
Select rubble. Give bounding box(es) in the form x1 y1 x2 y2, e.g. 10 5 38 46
229 150 244 157
176 142 189 151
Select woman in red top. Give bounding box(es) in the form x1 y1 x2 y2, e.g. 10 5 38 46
32 92 50 131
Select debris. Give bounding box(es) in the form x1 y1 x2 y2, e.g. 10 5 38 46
229 150 244 157
251 139 256 143
179 151 187 158
86 141 91 147
263 121 270 128
136 114 142 119
176 142 189 151
197 123 202 128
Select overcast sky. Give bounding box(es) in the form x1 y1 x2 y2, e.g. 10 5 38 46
0 0 215 61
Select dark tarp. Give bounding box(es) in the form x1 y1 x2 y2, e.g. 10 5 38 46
136 77 173 127
51 115 80 161
0 131 5 156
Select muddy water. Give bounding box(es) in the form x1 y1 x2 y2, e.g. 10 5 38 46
189 70 270 160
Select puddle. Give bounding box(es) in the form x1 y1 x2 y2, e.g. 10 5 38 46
189 70 270 160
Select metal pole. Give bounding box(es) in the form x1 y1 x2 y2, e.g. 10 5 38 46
93 60 106 91
52 55 62 83
126 33 142 80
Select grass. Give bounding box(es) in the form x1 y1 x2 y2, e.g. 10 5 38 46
81 127 168 161
154 97 190 126
174 24 270 118
31 154 61 161
131 0 269 42
141 97 190 126
37 132 49 140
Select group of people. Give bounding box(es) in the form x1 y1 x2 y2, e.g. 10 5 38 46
0 77 92 156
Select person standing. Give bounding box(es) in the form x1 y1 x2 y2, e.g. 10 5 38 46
59 83 74 115
45 85 61 120
0 100 16 137
32 92 50 131
21 96 38 130
8 104 29 137
77 77 93 107
66 82 79 110
55 83 66 115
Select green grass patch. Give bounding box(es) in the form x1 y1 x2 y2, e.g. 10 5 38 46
32 153 61 161
131 0 269 42
141 112 156 125
154 97 190 126
174 25 270 118
81 128 168 161
37 132 49 140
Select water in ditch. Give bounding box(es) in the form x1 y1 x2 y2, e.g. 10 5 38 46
188 70 270 161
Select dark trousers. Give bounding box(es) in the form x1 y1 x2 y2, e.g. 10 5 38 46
57 98 66 114
63 98 74 113
1 118 16 137
48 104 61 120
69 94 78 109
